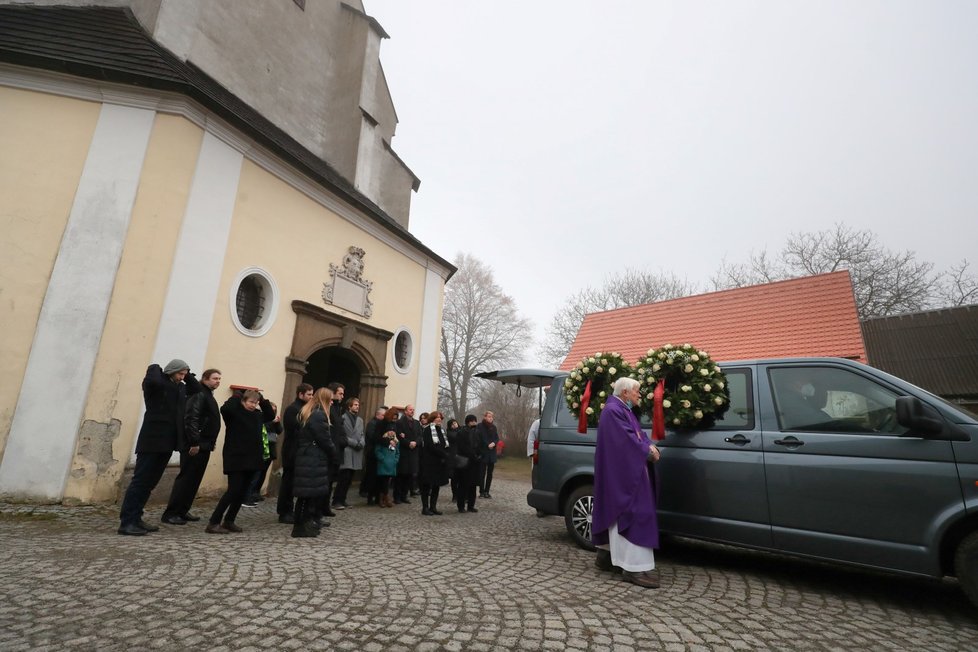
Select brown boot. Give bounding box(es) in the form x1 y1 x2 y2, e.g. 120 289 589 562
622 569 660 588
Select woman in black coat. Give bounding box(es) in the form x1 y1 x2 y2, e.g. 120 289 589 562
418 411 450 516
292 387 338 537
207 390 275 534
454 414 482 514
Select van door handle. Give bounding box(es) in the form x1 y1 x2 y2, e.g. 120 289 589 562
724 434 751 445
774 436 805 448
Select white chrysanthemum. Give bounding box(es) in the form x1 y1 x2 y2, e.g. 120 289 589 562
684 364 694 373
714 397 724 405
586 407 594 415
647 393 654 400
600 403 605 409
572 402 580 408
703 384 712 392
699 369 710 376
652 363 661 372
599 391 606 398
682 400 691 408
601 358 608 366
681 385 691 392
664 343 674 350
694 410 703 419
690 354 699 362
658 352 666 360
673 418 681 425
662 399 672 408
582 367 589 374
589 357 596 363
717 381 725 389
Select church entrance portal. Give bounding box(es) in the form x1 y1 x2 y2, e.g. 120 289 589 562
304 347 361 398
283 301 392 415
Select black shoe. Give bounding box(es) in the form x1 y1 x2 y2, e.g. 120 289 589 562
431 509 443 516
117 523 147 536
467 507 478 513
324 509 337 517
278 513 295 524
422 509 434 516
242 501 258 508
161 514 187 526
136 519 159 532
410 491 419 497
484 494 493 499
182 512 201 522
458 507 466 513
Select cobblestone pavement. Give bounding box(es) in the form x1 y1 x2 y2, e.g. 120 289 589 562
1 478 976 651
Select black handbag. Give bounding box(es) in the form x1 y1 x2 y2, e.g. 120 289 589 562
453 454 469 470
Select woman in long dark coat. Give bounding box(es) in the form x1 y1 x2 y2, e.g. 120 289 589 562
292 388 337 538
207 390 275 534
454 414 482 513
419 411 450 515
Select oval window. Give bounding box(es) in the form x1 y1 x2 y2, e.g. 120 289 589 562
230 267 279 337
392 328 413 373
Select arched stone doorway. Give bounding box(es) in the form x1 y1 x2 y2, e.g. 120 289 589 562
304 346 362 398
283 301 392 413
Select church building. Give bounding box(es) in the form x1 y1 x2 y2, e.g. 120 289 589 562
0 1 454 503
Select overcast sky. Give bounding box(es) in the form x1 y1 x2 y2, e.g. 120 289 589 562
367 1 978 366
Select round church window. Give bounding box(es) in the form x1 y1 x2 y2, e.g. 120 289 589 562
230 267 279 337
392 328 413 373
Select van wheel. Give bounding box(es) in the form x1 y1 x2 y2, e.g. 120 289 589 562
955 531 978 609
564 485 596 551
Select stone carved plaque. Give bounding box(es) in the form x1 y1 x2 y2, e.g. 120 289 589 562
323 246 373 318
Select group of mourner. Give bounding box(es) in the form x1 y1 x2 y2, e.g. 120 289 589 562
117 359 662 590
118 360 501 539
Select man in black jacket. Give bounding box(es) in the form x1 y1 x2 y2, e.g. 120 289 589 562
477 411 499 498
394 404 422 504
277 383 313 524
161 368 222 525
118 359 201 536
320 382 345 517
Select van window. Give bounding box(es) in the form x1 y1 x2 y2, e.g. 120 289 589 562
710 368 753 430
769 366 909 435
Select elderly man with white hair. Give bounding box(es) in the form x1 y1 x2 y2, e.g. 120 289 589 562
591 376 662 588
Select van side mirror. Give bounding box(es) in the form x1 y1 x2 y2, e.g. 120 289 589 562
895 396 943 436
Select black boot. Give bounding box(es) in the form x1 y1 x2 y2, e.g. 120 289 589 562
430 488 442 515
421 492 432 516
291 500 315 538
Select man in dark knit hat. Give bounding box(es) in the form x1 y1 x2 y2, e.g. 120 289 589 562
118 359 201 536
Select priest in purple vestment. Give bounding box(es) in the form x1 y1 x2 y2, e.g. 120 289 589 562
592 377 662 588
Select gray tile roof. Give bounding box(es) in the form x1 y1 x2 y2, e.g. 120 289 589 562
862 304 978 398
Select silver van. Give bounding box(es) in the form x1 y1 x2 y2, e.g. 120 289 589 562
481 358 978 608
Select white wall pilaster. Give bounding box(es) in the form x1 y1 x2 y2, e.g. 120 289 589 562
0 103 155 500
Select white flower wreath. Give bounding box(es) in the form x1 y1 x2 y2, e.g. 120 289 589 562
564 351 633 429
634 343 729 429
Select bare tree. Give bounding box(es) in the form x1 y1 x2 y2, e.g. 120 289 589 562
472 381 539 458
935 260 978 307
709 250 785 290
440 253 532 418
540 269 696 367
712 224 937 319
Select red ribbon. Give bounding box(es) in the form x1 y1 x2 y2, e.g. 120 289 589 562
652 378 665 441
577 380 592 434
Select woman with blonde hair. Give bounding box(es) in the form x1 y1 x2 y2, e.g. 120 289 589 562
291 387 338 537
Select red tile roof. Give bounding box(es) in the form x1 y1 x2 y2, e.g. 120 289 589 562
560 271 866 369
